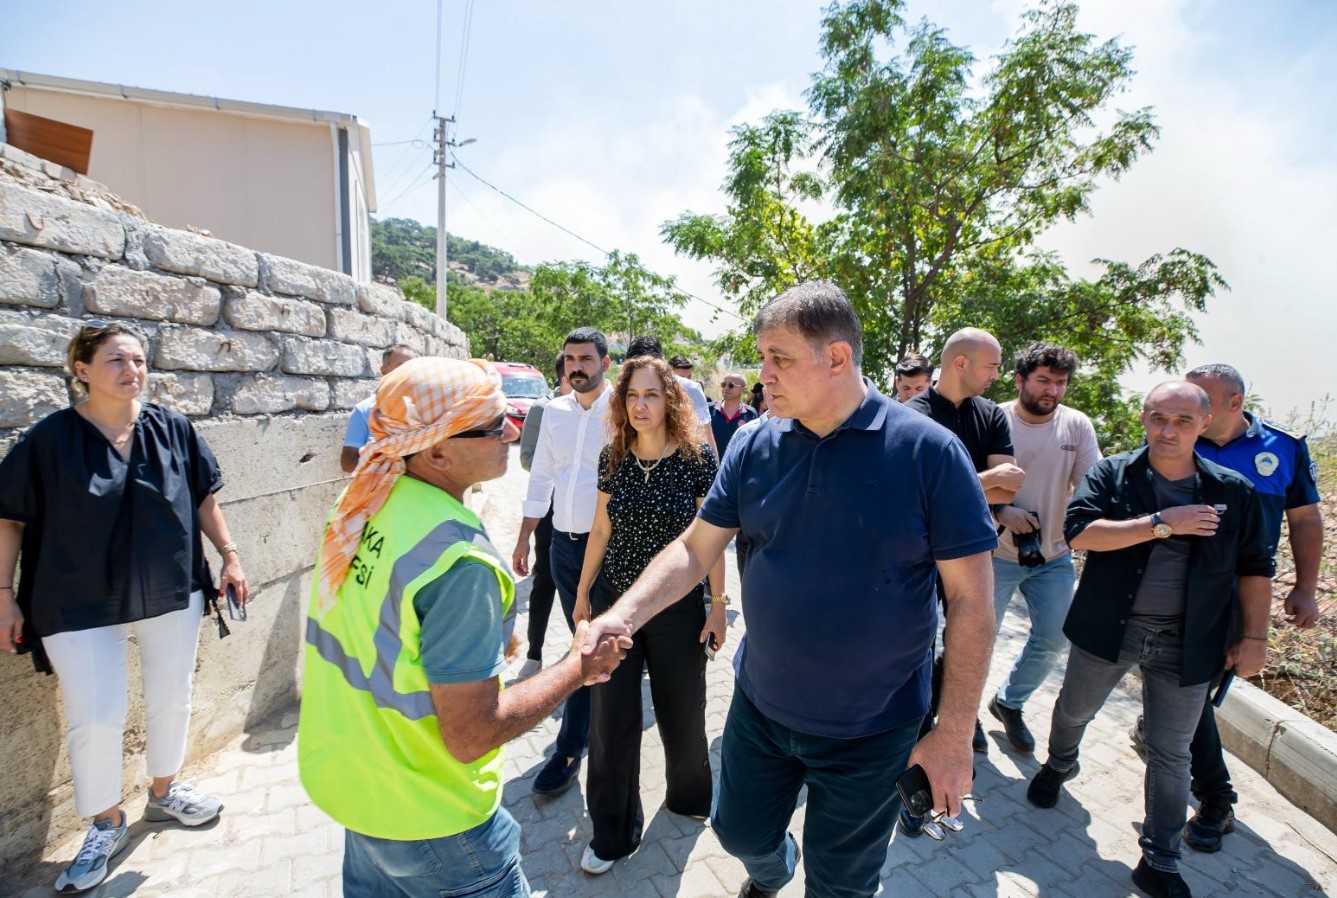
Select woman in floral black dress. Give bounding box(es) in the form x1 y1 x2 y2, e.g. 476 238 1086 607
573 355 727 875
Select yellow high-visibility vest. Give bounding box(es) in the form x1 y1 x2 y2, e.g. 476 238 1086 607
298 476 514 839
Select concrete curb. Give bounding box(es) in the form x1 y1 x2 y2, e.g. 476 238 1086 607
1216 678 1337 834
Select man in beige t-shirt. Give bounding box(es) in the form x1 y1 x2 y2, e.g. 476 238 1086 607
986 343 1101 754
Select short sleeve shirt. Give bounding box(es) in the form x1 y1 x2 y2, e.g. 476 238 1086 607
676 376 712 427
698 381 998 738
1194 413 1321 547
413 559 508 684
904 388 1014 471
0 404 223 636
598 443 717 596
343 396 375 448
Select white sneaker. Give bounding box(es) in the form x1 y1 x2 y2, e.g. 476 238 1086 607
55 813 130 893
580 844 615 875
143 781 223 826
517 658 542 680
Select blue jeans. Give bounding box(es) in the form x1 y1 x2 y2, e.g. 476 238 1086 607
342 808 531 898
1046 626 1210 873
991 554 1075 709
712 690 920 898
548 530 590 759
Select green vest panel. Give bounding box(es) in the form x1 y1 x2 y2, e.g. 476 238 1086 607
298 477 515 840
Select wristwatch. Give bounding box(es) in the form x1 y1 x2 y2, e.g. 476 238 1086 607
707 593 732 606
1150 512 1173 539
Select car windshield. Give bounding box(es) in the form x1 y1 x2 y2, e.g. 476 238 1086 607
502 374 548 399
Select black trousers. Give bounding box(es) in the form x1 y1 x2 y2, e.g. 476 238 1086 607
526 505 557 661
1189 697 1238 805
588 576 712 859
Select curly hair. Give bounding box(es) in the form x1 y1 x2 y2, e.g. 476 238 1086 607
604 356 705 476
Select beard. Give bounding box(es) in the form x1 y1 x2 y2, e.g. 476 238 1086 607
568 371 602 394
1018 389 1058 417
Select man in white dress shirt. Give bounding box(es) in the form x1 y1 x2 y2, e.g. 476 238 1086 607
512 327 612 796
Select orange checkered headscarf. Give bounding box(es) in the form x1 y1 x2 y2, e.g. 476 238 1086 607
317 357 506 612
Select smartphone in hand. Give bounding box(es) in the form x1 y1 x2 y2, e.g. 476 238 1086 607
896 764 934 817
225 584 247 622
704 633 718 661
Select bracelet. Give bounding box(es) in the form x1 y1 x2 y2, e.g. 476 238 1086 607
219 542 240 557
709 594 731 606
1242 635 1269 641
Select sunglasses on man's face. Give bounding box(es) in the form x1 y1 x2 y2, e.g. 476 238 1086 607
453 417 508 439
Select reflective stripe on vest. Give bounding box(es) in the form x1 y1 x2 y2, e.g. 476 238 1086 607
305 516 510 721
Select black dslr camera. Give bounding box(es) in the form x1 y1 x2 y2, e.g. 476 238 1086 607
1012 517 1045 568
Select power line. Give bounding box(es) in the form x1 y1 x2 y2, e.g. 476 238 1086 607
449 154 746 323
453 0 477 119
433 0 445 113
375 118 433 201
446 172 521 257
378 163 436 212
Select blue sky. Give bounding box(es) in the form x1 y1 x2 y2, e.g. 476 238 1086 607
4 1 1334 416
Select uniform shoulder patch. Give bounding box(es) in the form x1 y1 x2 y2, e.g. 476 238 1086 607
1262 419 1305 441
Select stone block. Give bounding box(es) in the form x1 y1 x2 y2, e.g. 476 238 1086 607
331 378 376 410
0 245 69 309
230 373 330 414
1268 712 1337 834
401 300 439 335
261 254 357 305
281 338 369 377
155 326 279 372
0 311 81 367
224 290 327 337
146 372 215 415
392 321 427 354
0 369 68 428
356 281 404 319
0 180 126 259
84 266 221 325
142 225 260 287
328 307 396 347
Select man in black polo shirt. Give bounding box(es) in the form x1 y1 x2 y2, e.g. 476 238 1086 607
1027 381 1273 898
905 327 1025 759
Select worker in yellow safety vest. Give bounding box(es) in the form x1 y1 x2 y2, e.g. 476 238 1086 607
298 356 631 898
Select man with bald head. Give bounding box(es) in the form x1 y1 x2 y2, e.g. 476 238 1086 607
905 327 1024 760
1027 382 1275 898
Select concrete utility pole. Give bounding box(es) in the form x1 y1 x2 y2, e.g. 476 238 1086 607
432 114 452 319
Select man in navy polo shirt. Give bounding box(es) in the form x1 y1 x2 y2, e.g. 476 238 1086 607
582 282 998 898
1176 364 1323 851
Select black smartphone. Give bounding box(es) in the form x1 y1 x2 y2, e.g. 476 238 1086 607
704 633 718 661
1211 668 1235 707
896 764 934 818
225 584 247 622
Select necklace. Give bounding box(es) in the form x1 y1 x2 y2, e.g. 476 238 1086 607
633 441 671 483
79 405 138 448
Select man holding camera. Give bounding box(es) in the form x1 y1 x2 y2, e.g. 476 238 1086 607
988 344 1101 752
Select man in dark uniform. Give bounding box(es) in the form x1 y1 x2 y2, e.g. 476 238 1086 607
1172 364 1323 851
905 328 1024 767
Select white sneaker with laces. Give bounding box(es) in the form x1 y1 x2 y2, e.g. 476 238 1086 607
55 813 130 893
580 843 615 875
143 781 223 826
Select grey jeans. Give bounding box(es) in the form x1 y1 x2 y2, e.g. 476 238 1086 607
1046 625 1210 872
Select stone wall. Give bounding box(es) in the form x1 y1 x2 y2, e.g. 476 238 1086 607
0 142 467 875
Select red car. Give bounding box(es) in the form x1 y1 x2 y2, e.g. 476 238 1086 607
494 362 550 431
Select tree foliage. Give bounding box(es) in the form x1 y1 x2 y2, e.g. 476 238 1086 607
371 217 526 285
662 0 1226 447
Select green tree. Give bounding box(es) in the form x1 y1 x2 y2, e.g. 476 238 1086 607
663 0 1225 443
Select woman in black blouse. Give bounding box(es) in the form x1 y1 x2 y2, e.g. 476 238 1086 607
0 322 248 894
573 355 727 875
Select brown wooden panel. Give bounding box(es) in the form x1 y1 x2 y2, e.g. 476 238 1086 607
3 107 94 174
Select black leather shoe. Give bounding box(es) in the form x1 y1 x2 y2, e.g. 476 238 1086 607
1183 800 1235 853
973 718 988 753
532 754 581 796
989 697 1036 753
1026 761 1079 808
1131 858 1193 898
736 838 799 897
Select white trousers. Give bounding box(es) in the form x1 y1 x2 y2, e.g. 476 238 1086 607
42 591 204 817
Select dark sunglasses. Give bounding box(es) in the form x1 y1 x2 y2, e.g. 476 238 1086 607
453 416 508 439
80 318 112 333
